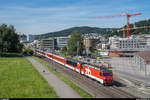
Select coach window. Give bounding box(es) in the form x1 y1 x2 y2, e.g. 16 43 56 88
67 60 77 67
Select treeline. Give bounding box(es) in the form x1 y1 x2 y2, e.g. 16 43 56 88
0 24 23 53
105 19 150 38
34 26 117 39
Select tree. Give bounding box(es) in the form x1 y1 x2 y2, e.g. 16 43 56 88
62 46 67 52
0 24 23 53
23 48 34 56
67 30 84 56
61 46 67 56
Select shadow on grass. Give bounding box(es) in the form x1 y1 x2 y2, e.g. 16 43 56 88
0 52 23 57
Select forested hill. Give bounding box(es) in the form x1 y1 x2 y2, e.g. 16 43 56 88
34 26 118 40
34 19 150 39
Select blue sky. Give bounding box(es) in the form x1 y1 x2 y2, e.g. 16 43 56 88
0 0 150 35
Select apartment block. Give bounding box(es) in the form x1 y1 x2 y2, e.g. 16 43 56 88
40 38 54 51
109 35 150 51
56 36 70 49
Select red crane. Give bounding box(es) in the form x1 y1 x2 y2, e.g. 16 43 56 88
89 13 141 37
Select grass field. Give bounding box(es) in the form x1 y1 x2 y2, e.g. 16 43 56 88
0 57 58 98
33 56 93 98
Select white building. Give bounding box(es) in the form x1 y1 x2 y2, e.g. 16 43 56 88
19 34 27 43
27 34 34 42
40 38 54 51
56 36 70 49
82 33 101 39
36 40 41 49
109 35 150 51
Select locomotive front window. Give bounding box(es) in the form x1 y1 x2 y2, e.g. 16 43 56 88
100 73 112 76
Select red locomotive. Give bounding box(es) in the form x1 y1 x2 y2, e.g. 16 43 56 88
36 49 113 86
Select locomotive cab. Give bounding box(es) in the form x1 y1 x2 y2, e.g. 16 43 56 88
100 70 113 86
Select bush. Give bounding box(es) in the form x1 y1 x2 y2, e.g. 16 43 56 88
23 48 34 56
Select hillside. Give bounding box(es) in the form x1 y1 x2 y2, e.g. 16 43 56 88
34 19 150 39
34 26 118 40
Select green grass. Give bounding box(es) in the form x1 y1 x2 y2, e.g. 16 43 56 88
0 57 58 98
32 56 93 98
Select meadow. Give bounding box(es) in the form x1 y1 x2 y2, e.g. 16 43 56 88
0 57 58 98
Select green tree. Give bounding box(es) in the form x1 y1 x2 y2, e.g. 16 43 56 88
23 48 34 56
62 46 67 52
0 24 23 53
61 46 67 56
67 30 84 56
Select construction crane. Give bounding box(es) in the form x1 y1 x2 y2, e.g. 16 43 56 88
89 13 141 37
117 26 150 38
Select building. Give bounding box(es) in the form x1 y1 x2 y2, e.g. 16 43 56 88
54 38 57 50
27 34 34 42
56 36 70 49
40 38 54 51
36 40 41 49
109 35 150 51
82 33 101 56
82 33 101 39
83 38 99 55
97 37 109 50
32 40 38 49
102 44 109 50
19 34 27 43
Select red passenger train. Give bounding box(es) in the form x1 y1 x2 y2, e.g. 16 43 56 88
36 49 113 86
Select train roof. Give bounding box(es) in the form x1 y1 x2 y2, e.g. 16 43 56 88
65 57 88 65
83 63 112 71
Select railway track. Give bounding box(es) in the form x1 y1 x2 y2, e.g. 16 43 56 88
37 56 136 98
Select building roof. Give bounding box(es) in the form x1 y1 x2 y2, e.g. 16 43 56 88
136 51 150 61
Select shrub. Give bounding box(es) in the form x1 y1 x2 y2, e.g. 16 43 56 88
23 48 34 56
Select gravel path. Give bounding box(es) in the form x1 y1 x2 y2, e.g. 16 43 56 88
26 56 82 98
